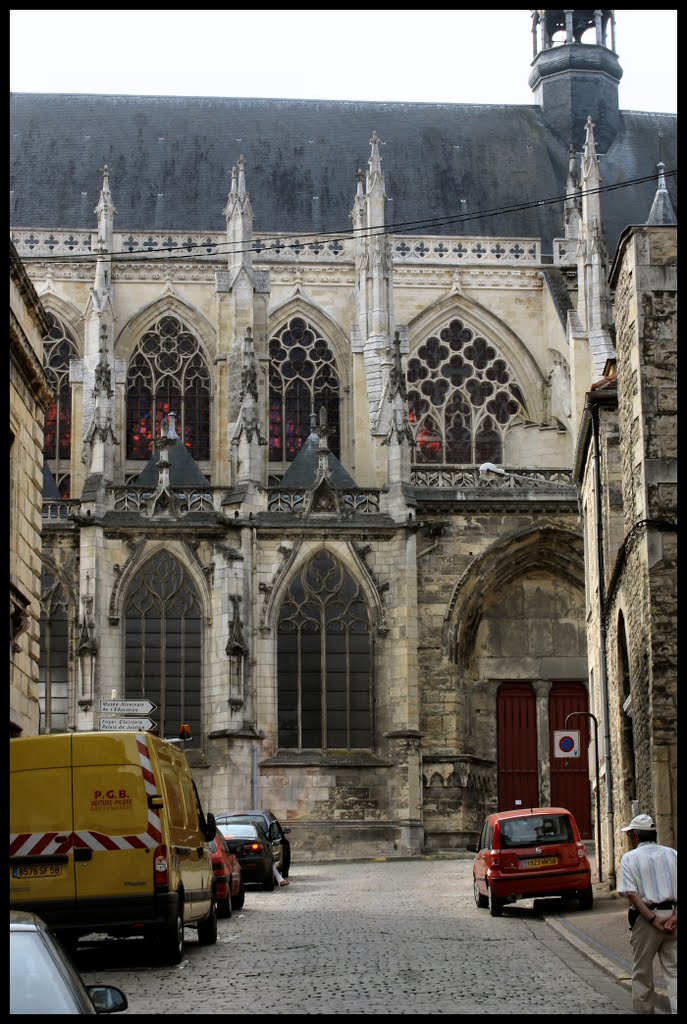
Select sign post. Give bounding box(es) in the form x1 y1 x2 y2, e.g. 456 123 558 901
99 717 156 732
98 699 158 733
565 711 602 882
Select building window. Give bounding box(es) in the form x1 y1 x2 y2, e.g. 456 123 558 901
43 313 78 498
407 319 528 465
277 550 373 750
124 551 202 741
126 315 211 462
39 570 70 732
269 317 340 466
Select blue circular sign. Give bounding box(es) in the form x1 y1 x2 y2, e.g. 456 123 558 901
558 735 575 753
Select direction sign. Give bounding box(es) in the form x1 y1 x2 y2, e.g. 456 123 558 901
553 730 580 758
99 717 156 732
99 699 157 715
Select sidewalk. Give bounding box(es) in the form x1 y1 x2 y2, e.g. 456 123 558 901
542 857 672 1014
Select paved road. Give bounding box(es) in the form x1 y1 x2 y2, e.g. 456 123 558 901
75 859 635 1014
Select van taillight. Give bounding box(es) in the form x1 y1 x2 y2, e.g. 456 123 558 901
154 845 169 885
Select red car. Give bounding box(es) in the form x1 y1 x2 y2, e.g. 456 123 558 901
467 806 593 917
209 830 245 918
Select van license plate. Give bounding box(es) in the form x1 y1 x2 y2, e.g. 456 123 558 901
12 864 62 879
522 857 558 868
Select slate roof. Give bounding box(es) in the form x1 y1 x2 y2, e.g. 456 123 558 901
9 92 676 257
133 436 210 487
278 430 357 490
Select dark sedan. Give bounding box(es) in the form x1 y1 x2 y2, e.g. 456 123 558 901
216 809 292 877
216 821 275 891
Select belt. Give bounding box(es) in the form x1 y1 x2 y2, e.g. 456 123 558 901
646 900 677 910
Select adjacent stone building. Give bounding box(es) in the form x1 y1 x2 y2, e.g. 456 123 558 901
10 240 53 735
574 210 677 884
9 10 677 868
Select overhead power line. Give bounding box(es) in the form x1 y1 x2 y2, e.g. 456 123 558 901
11 170 677 266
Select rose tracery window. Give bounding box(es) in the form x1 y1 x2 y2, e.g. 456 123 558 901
277 550 373 750
126 316 211 462
407 319 528 465
124 552 202 741
43 313 78 498
269 317 340 465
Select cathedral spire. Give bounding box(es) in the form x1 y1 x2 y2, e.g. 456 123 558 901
94 164 116 254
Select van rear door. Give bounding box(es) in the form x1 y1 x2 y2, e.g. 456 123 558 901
10 734 77 910
71 732 158 903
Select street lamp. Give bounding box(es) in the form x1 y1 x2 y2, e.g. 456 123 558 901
565 710 602 883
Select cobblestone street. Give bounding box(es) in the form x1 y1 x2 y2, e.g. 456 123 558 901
75 859 635 1014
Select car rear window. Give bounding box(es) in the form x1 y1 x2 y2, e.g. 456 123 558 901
219 823 258 839
499 814 573 848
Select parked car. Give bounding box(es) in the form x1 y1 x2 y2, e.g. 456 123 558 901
467 806 593 917
216 810 292 877
10 910 128 1014
209 830 245 917
216 821 275 891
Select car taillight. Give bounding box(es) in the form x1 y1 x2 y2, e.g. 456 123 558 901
489 849 500 868
249 842 262 852
154 844 169 885
576 841 586 860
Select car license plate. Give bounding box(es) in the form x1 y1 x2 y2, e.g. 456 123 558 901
522 857 558 868
12 863 62 879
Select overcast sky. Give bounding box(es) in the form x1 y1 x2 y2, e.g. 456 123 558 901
10 10 676 113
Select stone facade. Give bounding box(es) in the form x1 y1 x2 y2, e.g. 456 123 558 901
10 241 53 735
9 12 677 864
574 225 677 885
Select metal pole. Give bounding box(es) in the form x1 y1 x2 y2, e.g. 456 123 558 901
565 711 602 882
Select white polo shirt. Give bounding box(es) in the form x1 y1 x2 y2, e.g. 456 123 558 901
618 841 678 905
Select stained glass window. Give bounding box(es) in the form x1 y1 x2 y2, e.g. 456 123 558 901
126 316 211 461
39 570 70 733
277 551 372 750
43 313 78 498
269 317 340 466
124 552 202 741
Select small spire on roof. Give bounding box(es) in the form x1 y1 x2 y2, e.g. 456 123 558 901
647 162 677 225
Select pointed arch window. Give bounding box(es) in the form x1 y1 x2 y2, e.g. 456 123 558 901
43 313 78 498
124 551 202 740
39 569 71 733
126 315 211 462
277 550 373 750
407 319 528 466
269 317 340 466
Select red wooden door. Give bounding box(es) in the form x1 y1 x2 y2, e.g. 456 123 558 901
549 682 592 838
497 683 538 811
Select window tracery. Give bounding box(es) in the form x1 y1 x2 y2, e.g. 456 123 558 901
269 317 340 466
126 315 211 462
39 570 71 733
277 551 372 750
43 312 78 497
123 552 202 741
407 319 528 465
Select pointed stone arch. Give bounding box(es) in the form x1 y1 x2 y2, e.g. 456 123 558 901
121 545 207 741
110 540 212 627
261 539 386 638
267 296 351 386
272 543 377 750
35 293 85 355
407 292 547 422
444 524 585 665
114 294 217 365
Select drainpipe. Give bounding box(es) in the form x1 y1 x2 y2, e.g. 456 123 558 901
251 523 260 808
590 400 615 887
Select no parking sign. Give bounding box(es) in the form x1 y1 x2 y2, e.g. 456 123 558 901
554 730 580 757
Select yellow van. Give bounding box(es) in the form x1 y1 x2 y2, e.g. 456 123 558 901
10 730 218 964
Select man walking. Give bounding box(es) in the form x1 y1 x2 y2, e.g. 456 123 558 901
618 813 677 1014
